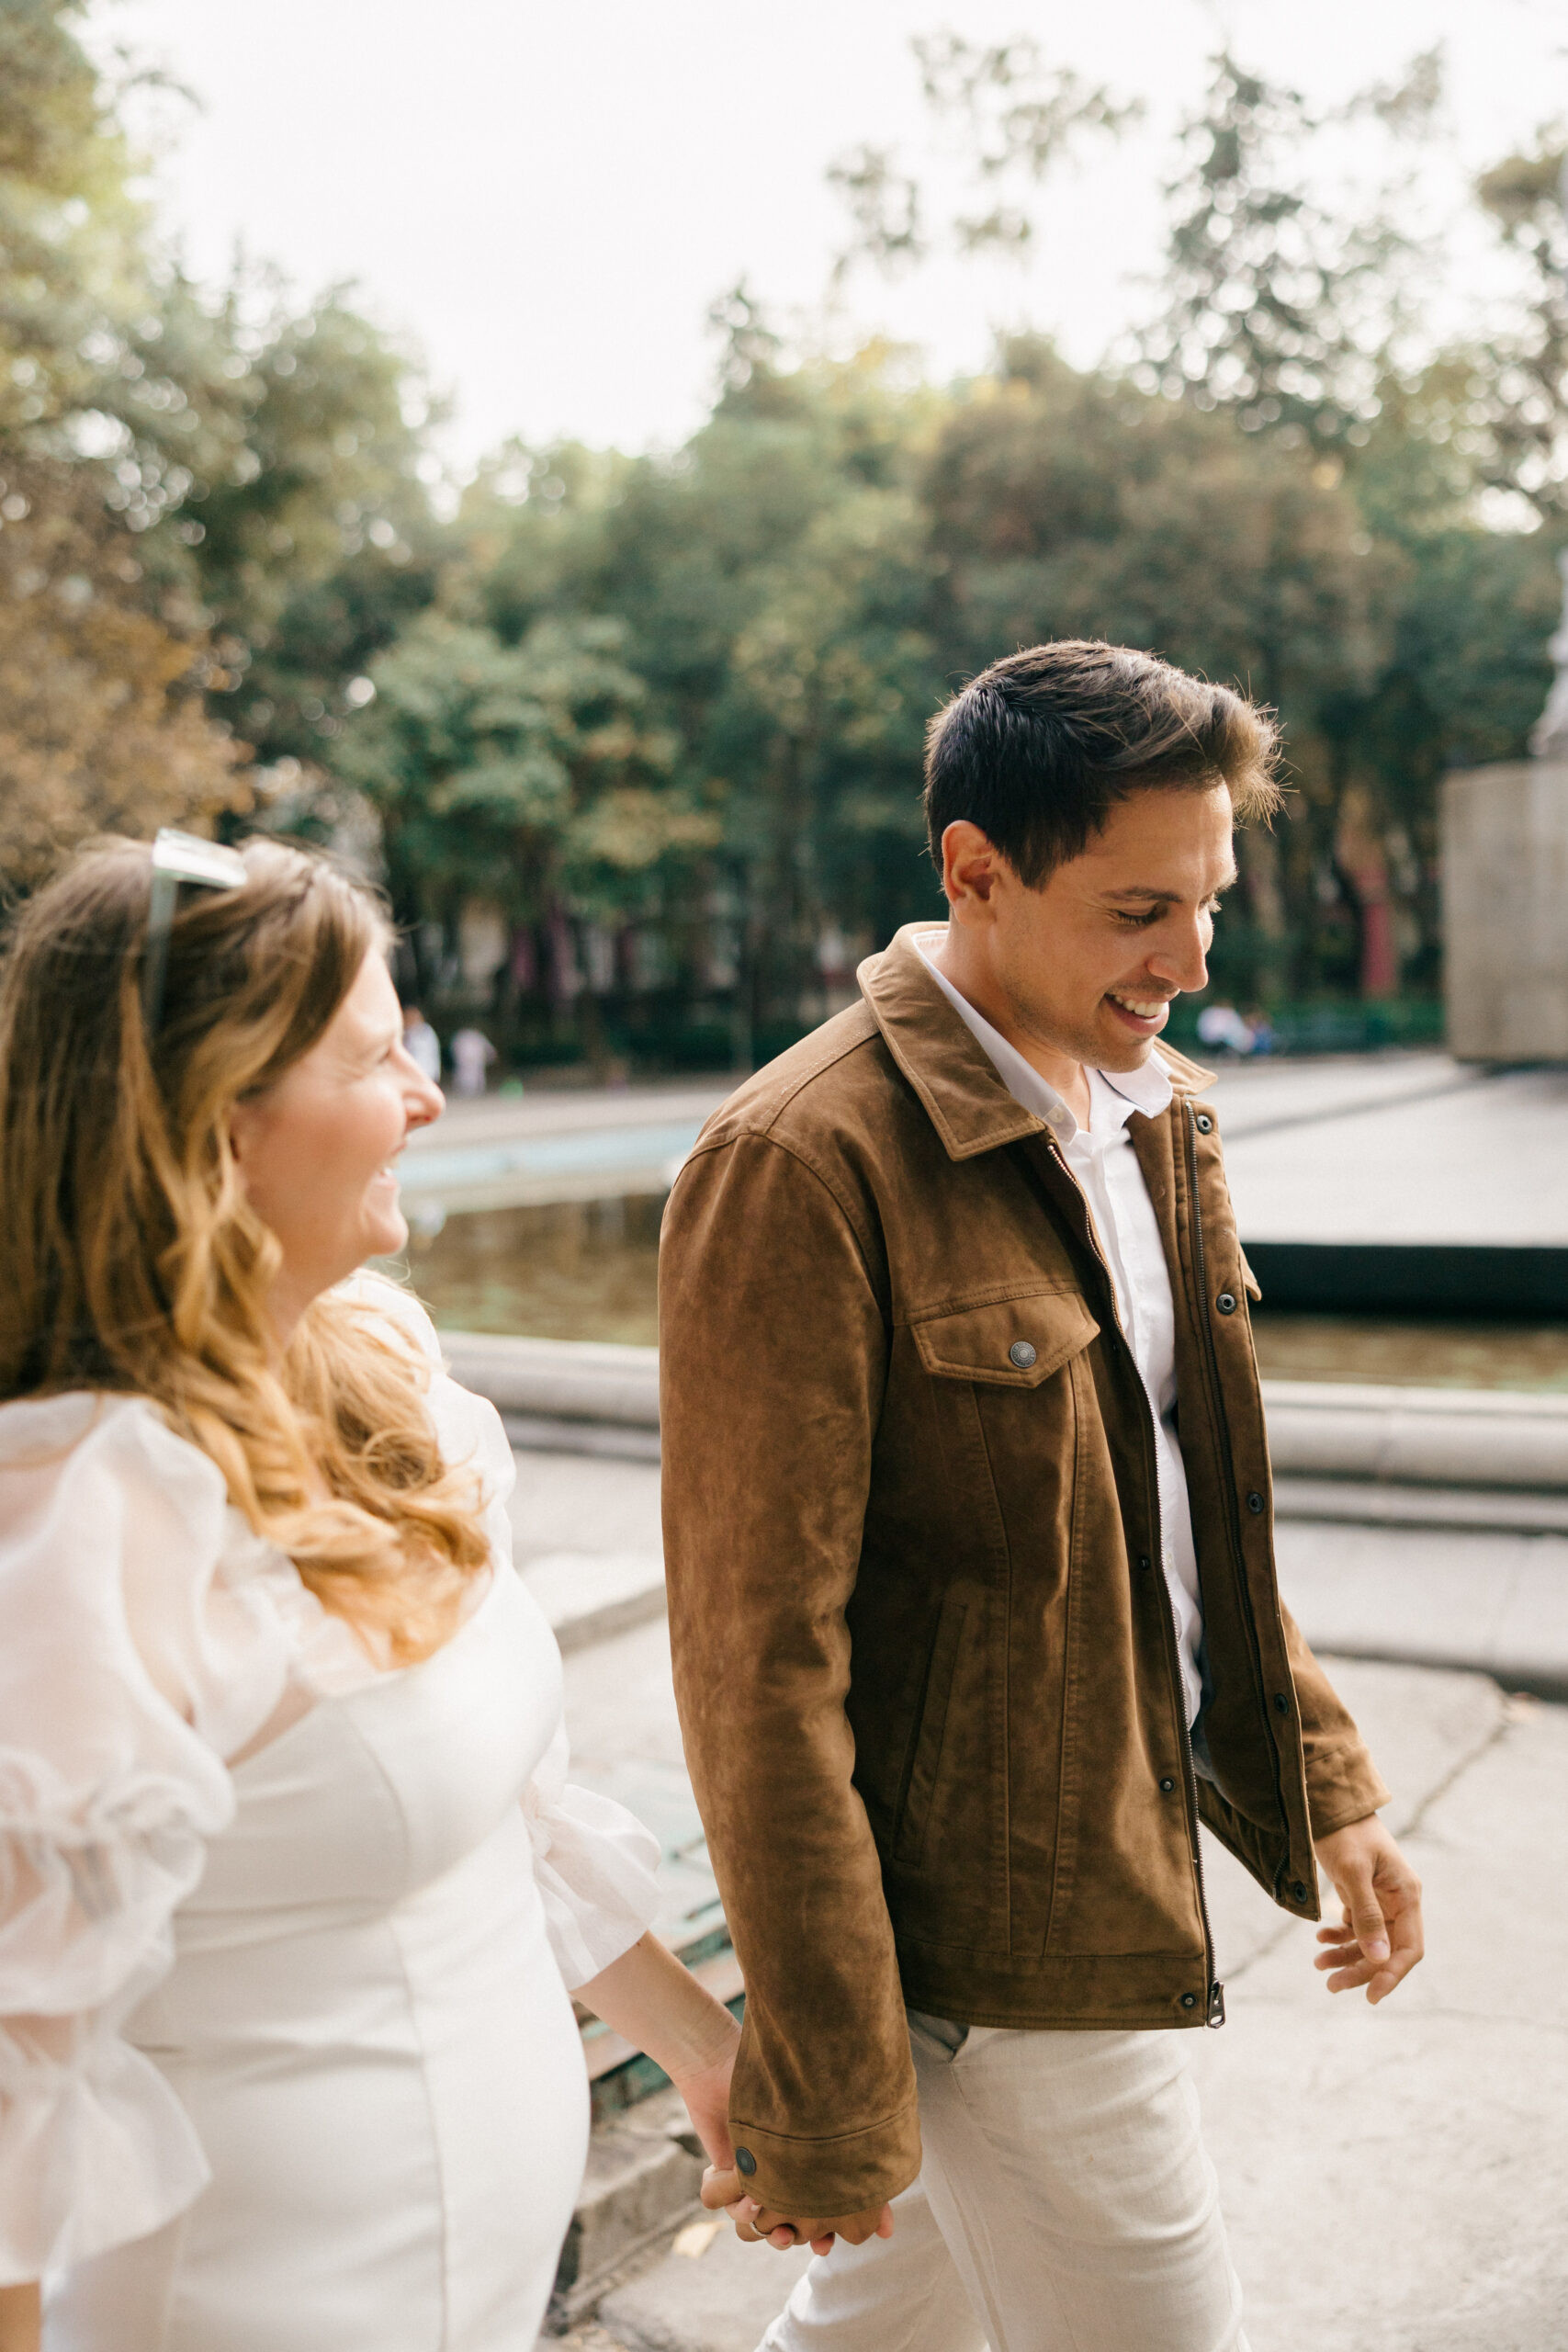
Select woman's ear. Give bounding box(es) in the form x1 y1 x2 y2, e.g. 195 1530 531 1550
228 1097 258 1170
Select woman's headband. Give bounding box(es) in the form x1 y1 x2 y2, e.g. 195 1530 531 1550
142 829 248 1035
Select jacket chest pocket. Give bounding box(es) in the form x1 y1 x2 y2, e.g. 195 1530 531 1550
910 1285 1100 1387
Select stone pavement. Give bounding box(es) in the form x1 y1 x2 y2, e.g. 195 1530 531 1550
549 1645 1568 2352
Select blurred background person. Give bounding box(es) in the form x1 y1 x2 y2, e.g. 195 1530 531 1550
1195 1001 1258 1057
448 1023 498 1098
400 1002 442 1084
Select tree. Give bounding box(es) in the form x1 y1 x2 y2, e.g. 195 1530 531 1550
333 609 716 1042
1134 49 1442 448
0 458 248 886
0 2 249 879
1472 133 1568 519
828 30 1137 283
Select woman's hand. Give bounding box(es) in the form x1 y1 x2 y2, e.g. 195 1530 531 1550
667 2033 739 2172
700 2167 895 2256
575 1932 742 2170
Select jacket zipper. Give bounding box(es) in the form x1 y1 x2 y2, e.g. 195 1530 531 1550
1042 1130 1224 2029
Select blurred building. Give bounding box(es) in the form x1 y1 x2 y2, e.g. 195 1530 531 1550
1443 550 1568 1063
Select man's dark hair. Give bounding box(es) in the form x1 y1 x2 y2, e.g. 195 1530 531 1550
924 639 1281 886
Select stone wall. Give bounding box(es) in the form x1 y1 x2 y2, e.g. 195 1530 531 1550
1442 758 1568 1061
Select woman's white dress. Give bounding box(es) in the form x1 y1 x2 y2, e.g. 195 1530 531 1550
0 1283 663 2350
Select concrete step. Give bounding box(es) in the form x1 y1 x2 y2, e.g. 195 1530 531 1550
1274 1476 1568 1536
525 1548 668 1653
547 2087 707 2331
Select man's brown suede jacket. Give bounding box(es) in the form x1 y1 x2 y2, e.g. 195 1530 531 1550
660 926 1389 2220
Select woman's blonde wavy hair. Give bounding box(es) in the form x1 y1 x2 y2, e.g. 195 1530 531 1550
0 834 490 1663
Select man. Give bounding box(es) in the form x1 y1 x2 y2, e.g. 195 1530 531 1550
659 642 1424 2352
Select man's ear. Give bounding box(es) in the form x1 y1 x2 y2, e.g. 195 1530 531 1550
941 820 1003 914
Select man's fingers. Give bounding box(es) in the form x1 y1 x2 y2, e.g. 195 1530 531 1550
1367 1895 1425 2006
1315 1879 1425 2001
1339 1879 1390 1964
700 2165 741 2211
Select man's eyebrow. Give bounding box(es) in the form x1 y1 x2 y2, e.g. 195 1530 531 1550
1104 869 1239 903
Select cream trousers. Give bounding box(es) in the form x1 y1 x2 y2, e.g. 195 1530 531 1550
758 2013 1250 2352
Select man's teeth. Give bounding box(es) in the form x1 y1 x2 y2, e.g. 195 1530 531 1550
1111 993 1168 1019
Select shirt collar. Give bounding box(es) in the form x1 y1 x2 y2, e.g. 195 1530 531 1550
913 932 1174 1145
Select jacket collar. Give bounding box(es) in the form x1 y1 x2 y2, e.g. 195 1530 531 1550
857 924 1214 1164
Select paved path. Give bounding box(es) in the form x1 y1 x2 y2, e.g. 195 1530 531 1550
553 1636 1568 2352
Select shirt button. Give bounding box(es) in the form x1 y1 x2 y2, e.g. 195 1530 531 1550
1009 1340 1037 1369
1159 1776 1176 1793
735 2147 757 2176
1215 1292 1237 1315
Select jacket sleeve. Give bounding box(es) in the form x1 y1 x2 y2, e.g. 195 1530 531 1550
660 1129 920 2219
1279 1603 1392 1837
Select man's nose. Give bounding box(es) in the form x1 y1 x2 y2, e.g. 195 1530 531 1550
1146 918 1209 995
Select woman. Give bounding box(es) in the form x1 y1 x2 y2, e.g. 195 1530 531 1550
0 836 739 2350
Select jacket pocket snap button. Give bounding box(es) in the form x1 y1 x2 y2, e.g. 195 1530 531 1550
1247 1490 1264 1513
1009 1340 1037 1369
1215 1292 1237 1315
1180 1992 1198 2009
1158 1776 1176 1793
1195 1112 1213 1134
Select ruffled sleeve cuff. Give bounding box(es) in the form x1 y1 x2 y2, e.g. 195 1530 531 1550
0 2030 209 2283
521 1725 663 1991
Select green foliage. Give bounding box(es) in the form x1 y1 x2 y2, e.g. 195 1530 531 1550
829 33 1137 281
6 3 1566 1064
1136 49 1441 447
335 610 716 942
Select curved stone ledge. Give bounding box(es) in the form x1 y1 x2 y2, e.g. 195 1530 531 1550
442 1332 1568 1495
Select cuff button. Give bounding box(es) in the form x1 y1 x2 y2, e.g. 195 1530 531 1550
735 2147 757 2176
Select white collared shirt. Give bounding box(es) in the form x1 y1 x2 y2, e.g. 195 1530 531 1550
915 934 1205 1726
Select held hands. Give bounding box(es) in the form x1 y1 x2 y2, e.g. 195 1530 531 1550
1312 1814 1425 2004
700 2165 895 2257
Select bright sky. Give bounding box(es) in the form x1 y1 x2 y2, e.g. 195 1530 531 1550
96 0 1568 474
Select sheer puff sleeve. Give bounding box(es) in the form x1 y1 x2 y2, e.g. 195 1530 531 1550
521 1718 663 1992
0 1395 267 2284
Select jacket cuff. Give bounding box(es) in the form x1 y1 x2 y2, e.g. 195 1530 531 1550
1305 1747 1391 1841
729 2098 922 2220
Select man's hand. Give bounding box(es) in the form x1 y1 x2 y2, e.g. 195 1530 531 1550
1312 1813 1424 2004
700 2165 895 2257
